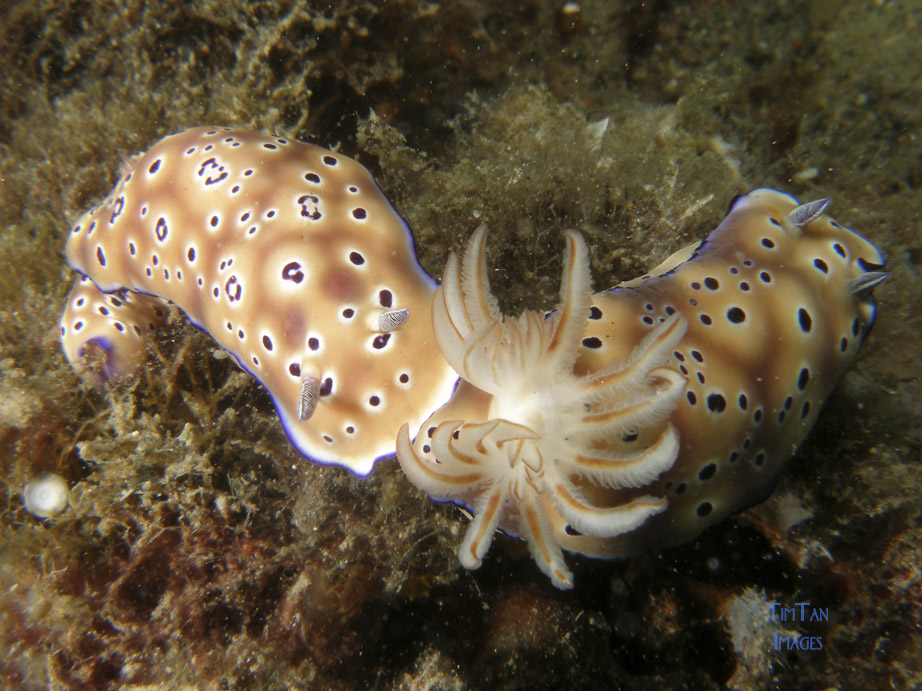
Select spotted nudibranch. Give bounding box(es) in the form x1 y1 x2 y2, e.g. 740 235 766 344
60 126 457 475
397 190 887 588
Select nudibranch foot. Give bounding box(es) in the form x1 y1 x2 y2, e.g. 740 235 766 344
397 227 688 589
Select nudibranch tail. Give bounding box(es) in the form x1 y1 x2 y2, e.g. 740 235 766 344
398 227 688 589
60 276 168 387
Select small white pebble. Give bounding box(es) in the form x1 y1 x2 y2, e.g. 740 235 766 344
23 473 70 518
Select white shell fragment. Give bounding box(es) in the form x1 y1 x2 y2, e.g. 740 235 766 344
60 127 458 475
23 473 70 518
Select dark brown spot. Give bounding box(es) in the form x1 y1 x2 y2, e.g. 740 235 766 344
589 306 602 320
262 335 273 351
225 276 242 302
707 393 726 413
798 368 810 390
378 289 393 307
700 314 712 325
696 502 713 517
352 208 367 220
149 159 161 174
305 172 321 183
372 334 391 349
761 238 775 249
698 463 716 481
369 395 380 406
687 391 697 405
349 251 365 265
704 277 719 290
798 308 812 333
582 337 603 348
399 373 409 384
323 155 337 166
738 394 748 410
727 307 746 323
308 337 320 351
813 258 828 273
282 262 304 283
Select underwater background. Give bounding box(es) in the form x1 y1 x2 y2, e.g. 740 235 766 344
1 1 920 688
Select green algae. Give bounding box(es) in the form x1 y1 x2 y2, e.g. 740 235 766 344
0 1 920 689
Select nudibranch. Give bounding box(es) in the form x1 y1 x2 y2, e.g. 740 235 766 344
60 126 457 475
398 189 887 588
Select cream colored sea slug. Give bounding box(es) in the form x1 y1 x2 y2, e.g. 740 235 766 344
398 190 887 588
60 126 458 476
